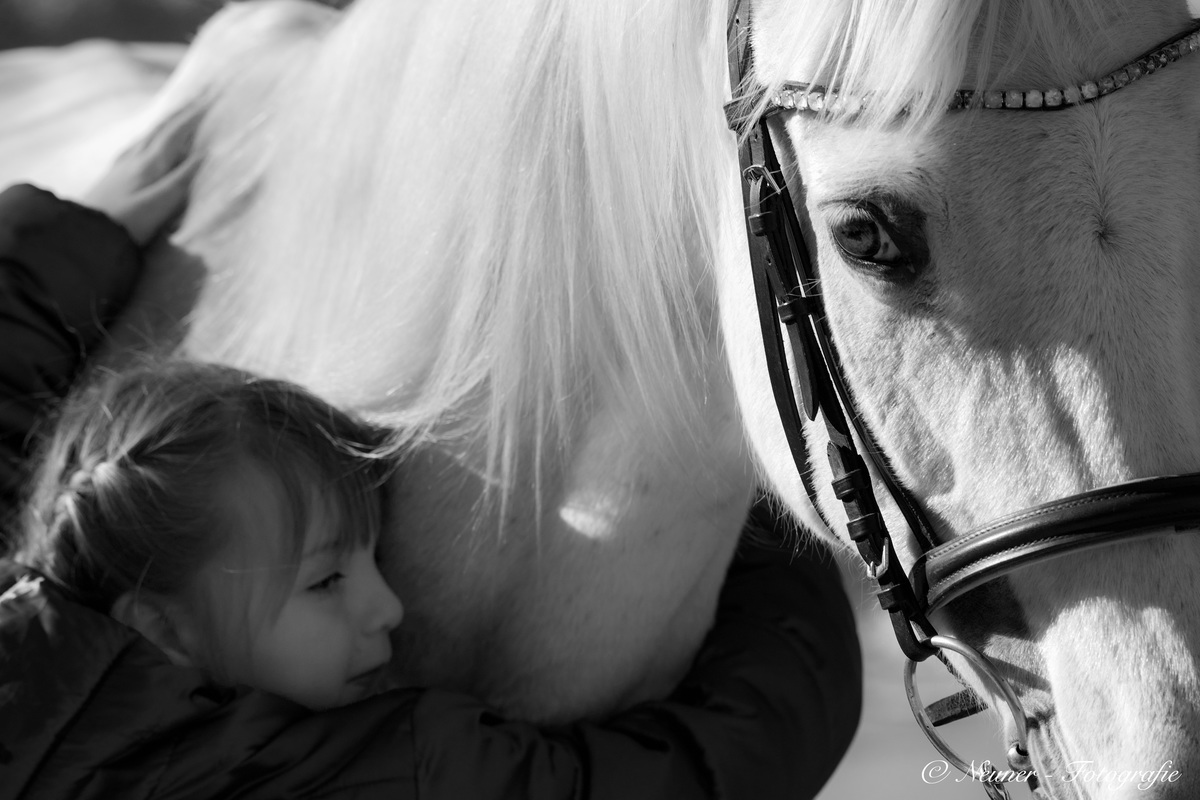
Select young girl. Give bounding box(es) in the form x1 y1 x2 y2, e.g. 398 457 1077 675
16 359 404 712
0 106 861 799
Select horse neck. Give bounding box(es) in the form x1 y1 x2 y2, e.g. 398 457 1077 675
166 0 759 719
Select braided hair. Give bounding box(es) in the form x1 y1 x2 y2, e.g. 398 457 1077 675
14 360 391 623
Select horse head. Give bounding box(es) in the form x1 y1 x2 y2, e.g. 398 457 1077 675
718 0 1200 795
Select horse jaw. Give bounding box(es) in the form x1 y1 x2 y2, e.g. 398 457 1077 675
719 1 1200 794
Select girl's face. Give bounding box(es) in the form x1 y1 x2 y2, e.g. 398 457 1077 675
244 533 404 709
201 467 404 710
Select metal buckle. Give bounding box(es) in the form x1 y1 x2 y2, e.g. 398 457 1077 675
904 635 1034 799
866 543 889 581
741 163 782 195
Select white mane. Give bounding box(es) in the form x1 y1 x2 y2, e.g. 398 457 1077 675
180 0 735 499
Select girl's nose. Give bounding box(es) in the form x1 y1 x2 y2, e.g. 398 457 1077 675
365 562 404 634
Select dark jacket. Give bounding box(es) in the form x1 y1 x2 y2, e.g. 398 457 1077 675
0 185 862 799
0 184 142 516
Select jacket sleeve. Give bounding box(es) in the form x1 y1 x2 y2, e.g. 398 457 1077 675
406 502 863 800
0 185 142 509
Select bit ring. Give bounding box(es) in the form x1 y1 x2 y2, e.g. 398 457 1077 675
903 635 1032 782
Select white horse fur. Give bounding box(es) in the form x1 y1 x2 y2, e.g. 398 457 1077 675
719 0 1200 795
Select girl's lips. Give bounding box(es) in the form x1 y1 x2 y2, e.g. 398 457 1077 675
348 666 390 695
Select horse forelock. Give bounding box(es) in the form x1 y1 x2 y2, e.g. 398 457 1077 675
749 0 1119 133
181 0 738 503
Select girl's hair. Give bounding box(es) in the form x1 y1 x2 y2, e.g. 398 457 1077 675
13 361 390 630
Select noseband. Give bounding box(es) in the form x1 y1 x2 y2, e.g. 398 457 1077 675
725 6 1200 796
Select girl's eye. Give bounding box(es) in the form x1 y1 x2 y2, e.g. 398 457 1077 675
308 572 345 593
830 206 905 264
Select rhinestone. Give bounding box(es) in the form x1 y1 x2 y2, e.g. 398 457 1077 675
780 90 796 109
807 91 824 111
1044 88 1063 107
1080 81 1099 99
1113 69 1130 87
1164 45 1179 62
841 94 863 115
983 90 1004 108
1003 90 1023 108
1130 62 1144 79
1024 89 1043 108
1061 86 1081 104
1098 75 1115 94
797 92 809 111
1143 57 1158 74
1157 51 1170 67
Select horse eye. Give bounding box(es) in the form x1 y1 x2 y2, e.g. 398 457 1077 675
830 206 904 264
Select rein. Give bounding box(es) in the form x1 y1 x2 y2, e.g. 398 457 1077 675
724 5 1200 797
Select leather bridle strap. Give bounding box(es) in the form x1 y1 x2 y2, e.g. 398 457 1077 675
726 1 938 661
913 474 1200 614
726 4 827 534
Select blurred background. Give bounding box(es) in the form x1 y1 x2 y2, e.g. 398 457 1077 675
0 0 225 49
0 2 1002 797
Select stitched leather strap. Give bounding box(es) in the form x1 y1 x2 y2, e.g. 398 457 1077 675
727 0 832 533
727 0 945 661
912 474 1200 613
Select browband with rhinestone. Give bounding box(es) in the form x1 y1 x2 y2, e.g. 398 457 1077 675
755 20 1200 117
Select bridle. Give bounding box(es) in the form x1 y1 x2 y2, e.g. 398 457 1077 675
724 5 1200 797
